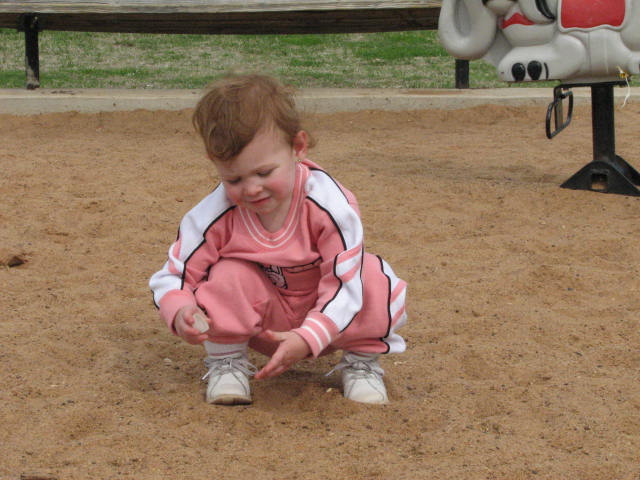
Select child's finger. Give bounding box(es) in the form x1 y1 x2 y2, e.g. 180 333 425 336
255 354 288 379
256 364 286 379
255 359 277 379
254 366 269 379
178 322 209 345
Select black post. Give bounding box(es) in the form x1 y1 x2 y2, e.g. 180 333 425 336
591 84 615 163
23 14 40 90
560 82 640 195
455 59 469 89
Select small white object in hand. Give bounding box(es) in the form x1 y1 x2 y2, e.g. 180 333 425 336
193 313 210 333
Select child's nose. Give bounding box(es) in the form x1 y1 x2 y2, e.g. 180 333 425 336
243 178 263 197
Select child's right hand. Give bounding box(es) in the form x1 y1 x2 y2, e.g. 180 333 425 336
174 306 210 344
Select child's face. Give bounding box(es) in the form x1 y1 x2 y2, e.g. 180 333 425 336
214 128 307 225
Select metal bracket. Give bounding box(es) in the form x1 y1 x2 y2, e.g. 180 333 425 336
545 84 573 139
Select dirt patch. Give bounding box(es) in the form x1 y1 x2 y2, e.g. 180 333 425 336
1 102 639 480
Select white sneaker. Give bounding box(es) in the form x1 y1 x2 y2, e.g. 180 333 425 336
335 352 389 405
202 353 256 405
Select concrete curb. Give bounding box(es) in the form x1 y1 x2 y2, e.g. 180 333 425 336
0 86 638 115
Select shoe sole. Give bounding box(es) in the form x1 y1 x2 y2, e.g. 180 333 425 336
346 395 389 405
207 394 252 405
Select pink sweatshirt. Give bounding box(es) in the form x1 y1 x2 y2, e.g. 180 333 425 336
150 159 385 357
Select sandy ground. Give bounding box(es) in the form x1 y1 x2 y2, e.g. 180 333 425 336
1 100 639 480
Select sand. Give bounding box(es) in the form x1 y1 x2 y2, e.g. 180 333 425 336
1 100 639 480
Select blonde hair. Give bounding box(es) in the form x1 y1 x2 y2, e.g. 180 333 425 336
192 74 313 162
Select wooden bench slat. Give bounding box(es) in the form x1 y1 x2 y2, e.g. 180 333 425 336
0 10 440 34
0 1 441 34
0 1 440 14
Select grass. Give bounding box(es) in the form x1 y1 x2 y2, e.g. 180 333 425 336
0 28 552 89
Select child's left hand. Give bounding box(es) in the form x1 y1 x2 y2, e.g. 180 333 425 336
254 330 311 380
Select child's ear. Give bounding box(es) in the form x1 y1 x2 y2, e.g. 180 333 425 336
292 131 308 159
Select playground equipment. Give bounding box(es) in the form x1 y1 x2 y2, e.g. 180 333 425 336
438 0 640 195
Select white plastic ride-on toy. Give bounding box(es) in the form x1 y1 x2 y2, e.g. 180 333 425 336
438 0 640 195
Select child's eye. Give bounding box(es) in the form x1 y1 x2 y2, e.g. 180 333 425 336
226 178 241 185
257 169 273 177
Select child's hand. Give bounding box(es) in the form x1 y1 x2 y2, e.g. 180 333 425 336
174 306 210 345
254 330 311 380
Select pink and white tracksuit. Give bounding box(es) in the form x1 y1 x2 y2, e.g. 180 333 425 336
149 159 407 358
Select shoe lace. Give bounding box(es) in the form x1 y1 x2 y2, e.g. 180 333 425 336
326 357 384 379
202 355 257 381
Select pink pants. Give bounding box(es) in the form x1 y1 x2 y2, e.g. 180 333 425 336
194 255 406 357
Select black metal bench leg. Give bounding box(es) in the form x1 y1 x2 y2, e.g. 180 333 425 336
23 14 40 90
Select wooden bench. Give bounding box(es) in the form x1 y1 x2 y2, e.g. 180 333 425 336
0 1 463 90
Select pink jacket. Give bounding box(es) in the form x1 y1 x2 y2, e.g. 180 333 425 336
150 159 370 357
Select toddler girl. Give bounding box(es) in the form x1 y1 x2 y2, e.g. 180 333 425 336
149 74 407 405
